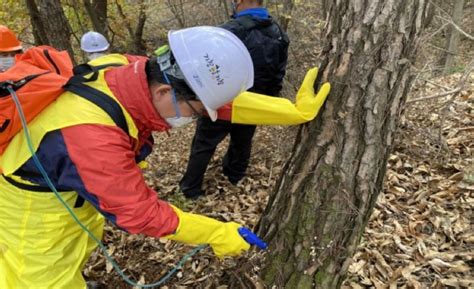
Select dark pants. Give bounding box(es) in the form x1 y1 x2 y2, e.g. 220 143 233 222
180 117 256 197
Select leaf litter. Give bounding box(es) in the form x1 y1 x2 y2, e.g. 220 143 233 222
343 72 473 289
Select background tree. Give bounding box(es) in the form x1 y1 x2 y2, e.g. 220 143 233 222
83 0 108 39
220 0 231 22
114 0 147 55
439 0 467 73
256 1 433 288
166 0 187 28
275 0 295 32
25 0 48 45
25 0 75 61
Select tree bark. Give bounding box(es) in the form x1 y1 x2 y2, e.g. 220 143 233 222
440 0 466 73
133 2 147 55
257 1 432 288
83 0 109 39
278 0 295 32
221 0 230 22
166 0 186 28
114 0 147 55
25 0 49 45
35 0 75 61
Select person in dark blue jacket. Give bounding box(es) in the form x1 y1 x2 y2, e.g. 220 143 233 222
180 0 289 198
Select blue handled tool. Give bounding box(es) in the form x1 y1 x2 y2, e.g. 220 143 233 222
238 227 268 250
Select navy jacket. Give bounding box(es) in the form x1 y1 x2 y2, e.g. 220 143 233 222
221 10 289 96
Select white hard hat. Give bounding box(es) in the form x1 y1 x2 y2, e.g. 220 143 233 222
81 31 110 53
168 26 254 121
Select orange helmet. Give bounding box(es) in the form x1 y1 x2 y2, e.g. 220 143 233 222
0 25 22 52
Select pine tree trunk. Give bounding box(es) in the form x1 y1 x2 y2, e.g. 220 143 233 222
25 0 49 45
36 0 75 61
441 0 466 74
257 1 432 288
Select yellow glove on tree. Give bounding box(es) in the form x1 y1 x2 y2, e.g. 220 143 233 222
231 67 331 125
165 205 250 258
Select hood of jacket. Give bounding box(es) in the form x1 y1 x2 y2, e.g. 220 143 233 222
104 57 171 138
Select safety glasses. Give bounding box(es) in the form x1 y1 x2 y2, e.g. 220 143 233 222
164 72 204 119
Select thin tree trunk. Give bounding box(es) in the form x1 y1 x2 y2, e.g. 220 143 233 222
166 0 186 28
257 1 432 288
278 0 294 32
441 0 466 73
25 0 49 45
35 0 75 61
221 0 230 21
321 0 331 17
133 2 147 55
83 0 109 39
114 0 134 39
114 0 147 55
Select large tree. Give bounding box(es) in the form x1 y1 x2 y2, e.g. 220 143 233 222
25 0 75 60
256 1 433 288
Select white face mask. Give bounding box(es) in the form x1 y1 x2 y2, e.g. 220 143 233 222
0 56 15 72
87 52 106 61
165 116 194 128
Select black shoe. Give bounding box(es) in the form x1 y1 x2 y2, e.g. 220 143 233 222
226 176 242 186
183 189 205 200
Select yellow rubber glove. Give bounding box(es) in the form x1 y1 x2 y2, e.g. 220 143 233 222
165 205 250 258
231 67 331 125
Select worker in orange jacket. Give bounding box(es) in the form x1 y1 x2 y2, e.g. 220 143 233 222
0 25 23 72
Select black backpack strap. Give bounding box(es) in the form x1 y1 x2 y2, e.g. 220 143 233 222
65 61 129 135
2 174 70 192
0 72 49 97
73 63 123 77
63 79 129 136
2 173 86 207
63 74 129 205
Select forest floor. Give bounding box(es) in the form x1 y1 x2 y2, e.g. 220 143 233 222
85 72 473 288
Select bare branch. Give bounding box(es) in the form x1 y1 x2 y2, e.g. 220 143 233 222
407 62 473 104
419 77 454 91
406 87 462 104
436 15 474 41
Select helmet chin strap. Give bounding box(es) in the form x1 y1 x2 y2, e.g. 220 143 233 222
162 71 182 118
162 70 202 119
